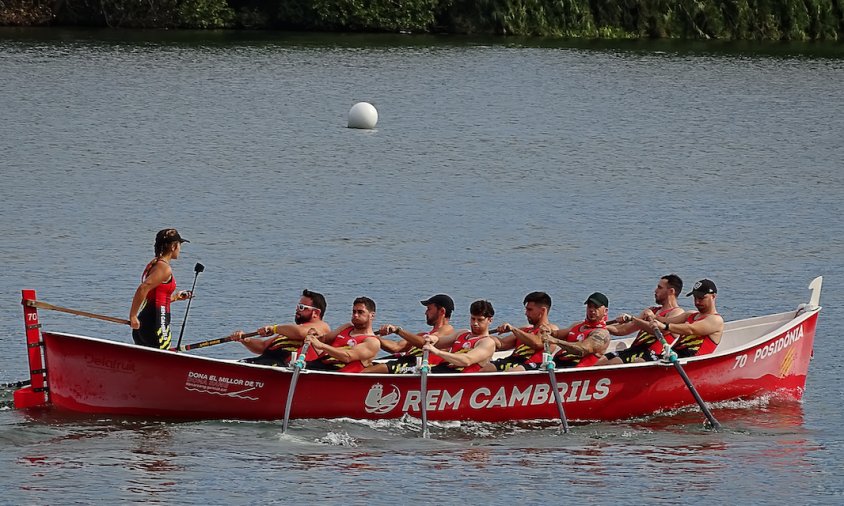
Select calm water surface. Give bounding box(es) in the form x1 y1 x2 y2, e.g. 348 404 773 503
1 29 843 504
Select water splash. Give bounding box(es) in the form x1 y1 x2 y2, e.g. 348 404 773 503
315 431 359 447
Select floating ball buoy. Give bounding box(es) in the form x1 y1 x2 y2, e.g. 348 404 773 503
347 102 378 129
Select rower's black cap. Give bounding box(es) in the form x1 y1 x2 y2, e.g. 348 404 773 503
584 292 609 308
157 228 189 244
687 279 717 297
420 294 454 313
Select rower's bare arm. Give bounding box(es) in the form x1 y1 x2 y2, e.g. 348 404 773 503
496 334 516 351
433 328 468 349
264 323 309 340
235 334 272 354
607 320 636 336
379 336 409 354
315 323 351 343
322 338 379 364
670 315 724 342
549 323 575 341
395 327 431 348
460 338 496 365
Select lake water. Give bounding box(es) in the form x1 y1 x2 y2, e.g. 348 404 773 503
1 29 843 504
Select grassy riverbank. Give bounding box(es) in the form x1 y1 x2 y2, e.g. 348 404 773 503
2 0 842 40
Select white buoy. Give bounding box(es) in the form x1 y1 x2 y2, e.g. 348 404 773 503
347 102 378 129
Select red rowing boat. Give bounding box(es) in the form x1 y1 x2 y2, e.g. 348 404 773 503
13 278 822 423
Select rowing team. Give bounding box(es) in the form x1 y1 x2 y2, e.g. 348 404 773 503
226 274 724 374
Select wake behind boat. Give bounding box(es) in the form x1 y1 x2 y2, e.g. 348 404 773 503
12 278 822 424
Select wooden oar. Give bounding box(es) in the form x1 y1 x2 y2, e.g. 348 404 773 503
281 340 311 433
419 348 431 438
543 341 570 433
22 299 129 325
175 262 204 351
653 326 721 431
171 331 260 352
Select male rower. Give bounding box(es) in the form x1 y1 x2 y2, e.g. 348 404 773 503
598 274 685 365
542 327 612 368
539 292 610 368
491 291 558 372
645 279 724 358
424 300 497 373
304 297 380 373
229 289 331 366
362 294 458 374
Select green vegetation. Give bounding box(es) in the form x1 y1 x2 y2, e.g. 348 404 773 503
2 0 843 40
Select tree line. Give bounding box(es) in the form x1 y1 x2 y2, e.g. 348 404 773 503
2 0 843 40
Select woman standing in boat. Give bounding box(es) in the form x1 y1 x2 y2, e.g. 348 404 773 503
129 228 192 349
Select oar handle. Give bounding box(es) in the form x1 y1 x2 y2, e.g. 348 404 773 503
23 299 130 325
173 331 260 352
293 340 311 369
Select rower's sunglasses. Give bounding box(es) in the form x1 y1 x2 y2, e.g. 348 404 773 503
297 303 319 312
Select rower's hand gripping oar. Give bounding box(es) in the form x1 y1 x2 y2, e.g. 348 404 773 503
282 340 311 433
652 326 721 431
171 330 260 352
175 262 204 351
542 338 570 433
419 347 430 438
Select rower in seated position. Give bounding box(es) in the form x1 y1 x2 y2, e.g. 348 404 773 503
647 279 724 358
539 292 609 368
424 300 497 373
362 294 459 374
490 292 558 372
229 289 330 367
542 327 612 368
600 274 685 365
304 297 380 373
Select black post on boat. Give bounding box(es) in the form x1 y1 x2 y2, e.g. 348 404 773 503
653 326 721 431
175 262 204 352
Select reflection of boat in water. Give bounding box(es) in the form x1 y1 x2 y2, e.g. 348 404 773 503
13 278 822 424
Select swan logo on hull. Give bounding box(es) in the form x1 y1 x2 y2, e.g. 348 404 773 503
363 378 612 415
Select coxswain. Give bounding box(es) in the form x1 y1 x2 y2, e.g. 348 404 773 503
129 228 192 349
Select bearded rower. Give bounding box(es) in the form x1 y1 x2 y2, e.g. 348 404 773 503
600 274 685 365
362 294 459 374
542 292 610 368
645 278 724 358
229 289 331 367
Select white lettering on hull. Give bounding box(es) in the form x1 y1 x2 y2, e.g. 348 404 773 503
753 326 803 363
372 377 613 415
184 370 264 400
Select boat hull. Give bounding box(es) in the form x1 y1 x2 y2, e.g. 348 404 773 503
19 308 818 423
